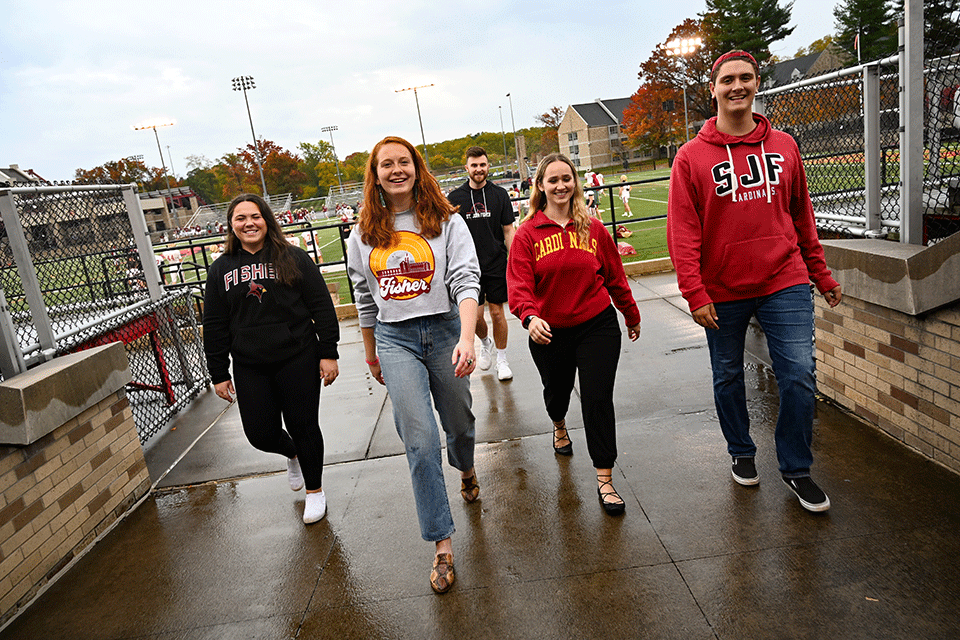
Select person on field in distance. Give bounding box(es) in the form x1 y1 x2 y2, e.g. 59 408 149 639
507 152 641 517
447 146 516 381
667 50 843 513
203 193 340 526
346 136 481 594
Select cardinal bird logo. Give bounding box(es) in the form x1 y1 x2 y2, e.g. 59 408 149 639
247 281 267 302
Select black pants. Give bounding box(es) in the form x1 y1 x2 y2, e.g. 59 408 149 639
232 345 325 489
528 305 622 469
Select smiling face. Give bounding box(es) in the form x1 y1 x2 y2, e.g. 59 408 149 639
230 201 267 253
465 154 489 188
375 142 416 210
539 160 577 213
710 59 758 119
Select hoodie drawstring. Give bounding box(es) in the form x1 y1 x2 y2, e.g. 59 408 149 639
725 142 772 204
725 145 737 202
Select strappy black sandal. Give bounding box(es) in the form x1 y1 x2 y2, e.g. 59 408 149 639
597 474 625 516
553 420 573 456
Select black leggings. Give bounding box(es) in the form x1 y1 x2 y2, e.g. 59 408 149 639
528 305 622 469
232 346 325 489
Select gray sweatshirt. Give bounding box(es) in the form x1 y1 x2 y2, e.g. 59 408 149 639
346 210 480 328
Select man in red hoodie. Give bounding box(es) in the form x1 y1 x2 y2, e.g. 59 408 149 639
667 51 843 513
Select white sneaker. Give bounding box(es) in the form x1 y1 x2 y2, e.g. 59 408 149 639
496 360 513 381
303 490 326 523
478 343 493 370
287 457 304 491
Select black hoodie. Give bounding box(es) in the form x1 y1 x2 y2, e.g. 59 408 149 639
202 245 339 384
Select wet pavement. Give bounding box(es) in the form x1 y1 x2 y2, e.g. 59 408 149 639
3 271 960 639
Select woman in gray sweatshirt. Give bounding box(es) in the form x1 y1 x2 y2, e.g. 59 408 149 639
346 136 481 595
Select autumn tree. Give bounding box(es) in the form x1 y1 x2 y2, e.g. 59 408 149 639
794 35 836 57
623 84 687 158
534 106 564 154
833 0 897 62
74 157 169 191
701 0 795 67
634 20 715 133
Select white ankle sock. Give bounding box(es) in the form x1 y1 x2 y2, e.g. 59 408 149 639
481 336 493 350
287 457 304 491
497 351 508 364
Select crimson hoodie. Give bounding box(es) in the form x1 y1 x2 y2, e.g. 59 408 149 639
507 211 640 329
667 113 838 313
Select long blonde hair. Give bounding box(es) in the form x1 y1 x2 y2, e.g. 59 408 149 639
524 153 592 246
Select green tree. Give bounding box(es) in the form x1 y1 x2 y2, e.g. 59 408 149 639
893 0 960 58
833 0 897 62
701 0 795 66
297 140 338 196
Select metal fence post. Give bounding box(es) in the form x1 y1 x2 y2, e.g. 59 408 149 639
122 184 164 300
0 190 57 357
863 63 882 233
0 288 26 378
899 2 924 244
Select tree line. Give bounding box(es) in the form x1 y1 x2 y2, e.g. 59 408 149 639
75 125 558 205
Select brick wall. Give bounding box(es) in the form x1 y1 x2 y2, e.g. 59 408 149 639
815 294 960 475
0 390 151 626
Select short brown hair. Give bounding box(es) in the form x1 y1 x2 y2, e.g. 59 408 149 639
465 146 487 160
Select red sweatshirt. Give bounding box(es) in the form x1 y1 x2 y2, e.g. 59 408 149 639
507 212 641 328
667 114 839 313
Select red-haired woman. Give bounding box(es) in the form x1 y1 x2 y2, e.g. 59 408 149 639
508 153 641 516
203 193 340 525
346 136 481 594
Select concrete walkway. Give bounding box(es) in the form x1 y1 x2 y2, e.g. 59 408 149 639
3 272 960 639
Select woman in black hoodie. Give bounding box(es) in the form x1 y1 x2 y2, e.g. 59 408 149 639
203 193 340 524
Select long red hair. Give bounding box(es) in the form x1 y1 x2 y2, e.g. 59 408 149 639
358 136 456 249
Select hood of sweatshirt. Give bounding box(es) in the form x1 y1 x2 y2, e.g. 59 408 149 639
696 113 774 203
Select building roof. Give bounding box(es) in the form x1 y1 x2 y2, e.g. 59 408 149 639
568 98 632 127
0 165 42 183
762 45 847 89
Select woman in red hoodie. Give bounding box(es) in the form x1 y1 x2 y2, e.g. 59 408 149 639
507 153 641 516
667 51 843 513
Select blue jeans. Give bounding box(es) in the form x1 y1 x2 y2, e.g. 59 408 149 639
705 284 816 477
376 310 476 542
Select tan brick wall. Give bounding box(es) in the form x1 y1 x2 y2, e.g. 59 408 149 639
0 391 151 625
815 295 960 475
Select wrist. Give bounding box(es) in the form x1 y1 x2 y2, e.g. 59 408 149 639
365 356 379 365
522 315 537 329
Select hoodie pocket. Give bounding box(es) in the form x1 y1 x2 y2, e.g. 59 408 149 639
717 235 794 294
232 323 297 363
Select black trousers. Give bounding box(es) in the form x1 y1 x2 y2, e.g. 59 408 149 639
232 345 325 489
528 305 622 469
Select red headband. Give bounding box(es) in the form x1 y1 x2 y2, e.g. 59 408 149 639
712 51 759 74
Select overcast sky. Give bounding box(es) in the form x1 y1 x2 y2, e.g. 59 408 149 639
1 0 838 181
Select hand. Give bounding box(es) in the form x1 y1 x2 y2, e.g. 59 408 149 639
627 323 641 341
367 359 384 386
692 303 719 330
214 380 235 403
452 338 476 378
319 358 339 387
528 316 552 345
823 285 842 308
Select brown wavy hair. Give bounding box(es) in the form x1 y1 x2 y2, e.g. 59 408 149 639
359 136 456 249
523 153 592 246
224 193 301 286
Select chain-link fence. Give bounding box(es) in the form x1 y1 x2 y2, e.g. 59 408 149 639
0 183 209 443
758 17 960 244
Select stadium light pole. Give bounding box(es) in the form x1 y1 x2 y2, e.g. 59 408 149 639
166 145 177 181
506 93 519 173
132 120 175 206
320 125 344 193
498 106 509 173
663 37 703 143
231 75 269 197
395 84 435 172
